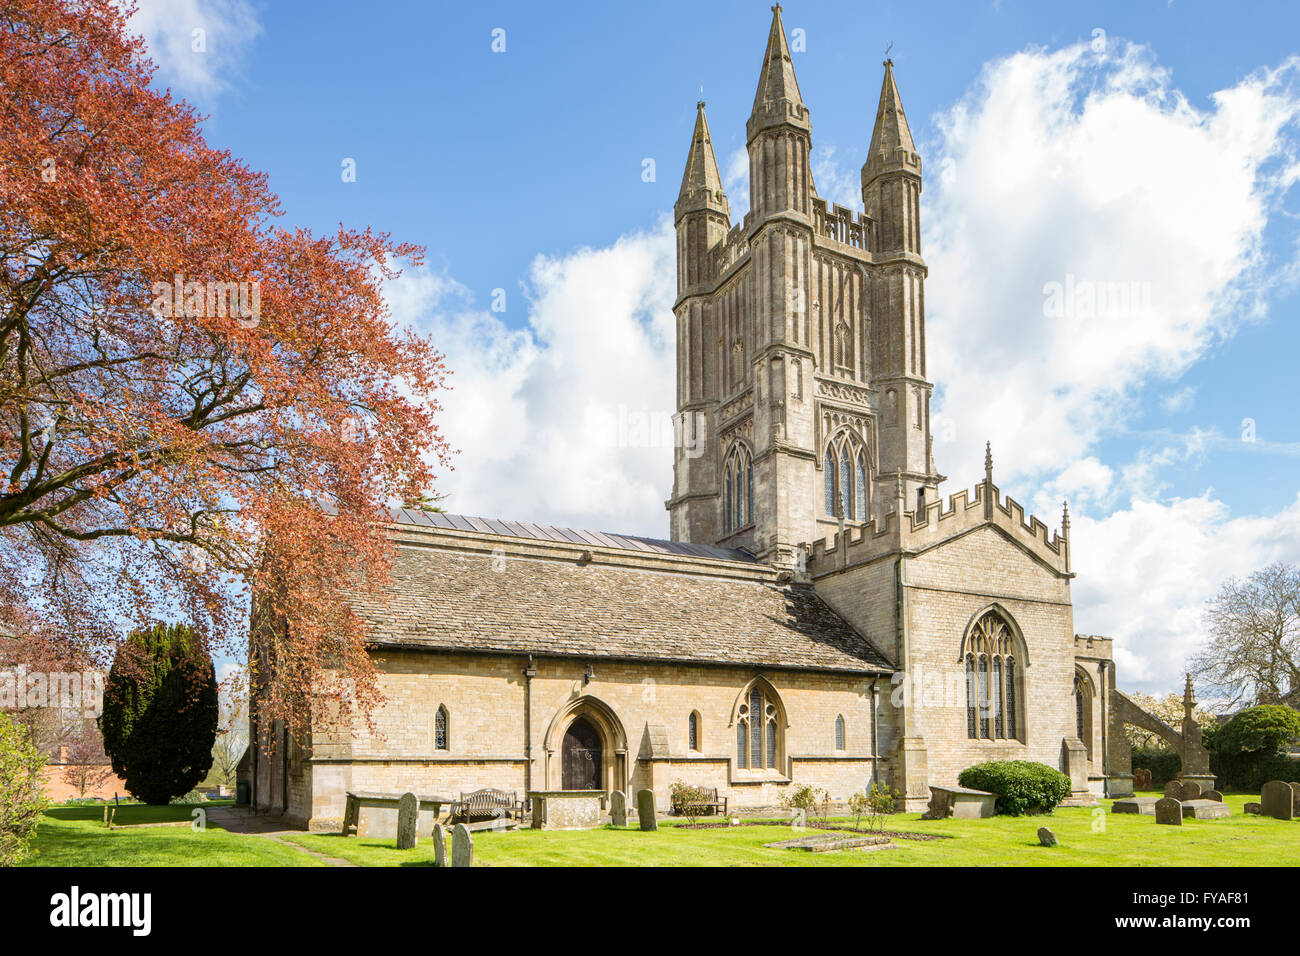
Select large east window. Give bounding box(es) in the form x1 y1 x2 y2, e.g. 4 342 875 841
964 610 1021 741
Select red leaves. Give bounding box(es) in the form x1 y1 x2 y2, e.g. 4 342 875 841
0 0 451 736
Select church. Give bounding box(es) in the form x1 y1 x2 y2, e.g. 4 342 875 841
251 6 1145 829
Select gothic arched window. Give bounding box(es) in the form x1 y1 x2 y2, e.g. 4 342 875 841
963 610 1023 742
736 684 782 770
823 429 870 520
722 442 754 533
688 711 700 752
834 714 846 751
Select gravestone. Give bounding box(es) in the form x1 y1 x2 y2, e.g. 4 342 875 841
1260 780 1295 821
1163 780 1182 799
610 790 627 827
1154 797 1183 826
1133 768 1153 791
451 823 473 867
432 823 446 867
1294 786 1300 816
396 791 418 850
636 789 658 831
1244 802 1262 815
1037 826 1057 847
1179 780 1202 801
1203 790 1223 803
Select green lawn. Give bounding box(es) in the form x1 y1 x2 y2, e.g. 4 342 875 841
277 792 1300 867
20 792 1298 866
21 803 325 867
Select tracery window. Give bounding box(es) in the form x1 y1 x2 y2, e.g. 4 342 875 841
823 429 870 520
722 442 755 533
963 610 1022 741
736 685 781 770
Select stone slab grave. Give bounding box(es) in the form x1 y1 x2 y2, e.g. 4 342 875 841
1260 780 1296 821
922 785 997 820
1154 797 1183 825
396 792 418 850
432 823 446 867
764 833 894 853
637 789 658 831
1111 797 1160 816
528 790 604 830
451 823 473 867
609 790 627 828
1181 799 1230 820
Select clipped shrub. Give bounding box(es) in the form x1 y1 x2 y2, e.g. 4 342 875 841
100 623 218 805
958 760 1070 816
1207 705 1300 792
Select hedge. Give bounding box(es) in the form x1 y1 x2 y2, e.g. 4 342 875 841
957 760 1071 816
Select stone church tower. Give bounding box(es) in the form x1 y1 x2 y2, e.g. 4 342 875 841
669 6 1131 809
668 5 940 567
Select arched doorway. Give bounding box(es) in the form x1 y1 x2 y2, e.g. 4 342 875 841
543 695 628 794
562 717 602 790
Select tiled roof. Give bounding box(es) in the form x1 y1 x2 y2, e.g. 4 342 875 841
388 508 755 563
355 541 893 674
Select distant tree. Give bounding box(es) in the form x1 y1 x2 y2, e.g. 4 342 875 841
1191 563 1300 707
58 721 113 798
100 624 218 804
210 686 248 789
0 711 48 865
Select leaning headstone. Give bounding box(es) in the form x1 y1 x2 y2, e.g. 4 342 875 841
396 791 418 850
432 823 446 867
636 789 658 831
1163 780 1182 799
610 790 627 827
451 822 473 867
1179 780 1202 801
1260 780 1295 820
1203 789 1223 803
1244 802 1262 815
1154 797 1183 825
1133 768 1153 791
1037 826 1057 847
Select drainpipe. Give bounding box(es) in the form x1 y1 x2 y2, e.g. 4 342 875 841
870 678 880 789
522 655 537 795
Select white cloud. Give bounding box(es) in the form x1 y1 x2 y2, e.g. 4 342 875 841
126 0 261 97
1071 492 1300 695
1160 386 1196 414
389 221 678 536
926 42 1300 488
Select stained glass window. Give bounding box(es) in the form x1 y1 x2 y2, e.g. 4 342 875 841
834 715 845 751
434 705 448 751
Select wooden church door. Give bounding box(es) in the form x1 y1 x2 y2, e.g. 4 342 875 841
561 717 602 790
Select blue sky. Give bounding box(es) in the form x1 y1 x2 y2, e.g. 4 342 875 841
131 0 1300 695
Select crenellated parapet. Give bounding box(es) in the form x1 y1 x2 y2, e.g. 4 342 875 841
802 477 1071 576
812 197 878 254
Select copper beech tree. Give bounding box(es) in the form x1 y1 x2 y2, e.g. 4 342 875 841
0 0 451 736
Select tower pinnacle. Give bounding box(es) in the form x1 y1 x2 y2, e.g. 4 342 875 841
862 58 920 192
748 3 808 140
675 101 729 222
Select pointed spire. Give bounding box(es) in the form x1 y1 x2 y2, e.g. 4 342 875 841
984 441 993 481
747 5 809 139
862 58 921 188
675 100 729 220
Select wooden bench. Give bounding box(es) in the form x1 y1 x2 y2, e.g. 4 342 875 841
671 786 727 817
450 788 525 827
340 791 455 837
